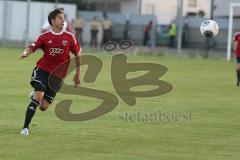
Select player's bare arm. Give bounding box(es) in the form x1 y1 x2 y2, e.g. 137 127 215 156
20 47 33 59
73 53 81 87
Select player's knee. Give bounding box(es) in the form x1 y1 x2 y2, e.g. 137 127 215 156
39 104 49 111
39 100 50 111
39 106 47 111
33 92 44 103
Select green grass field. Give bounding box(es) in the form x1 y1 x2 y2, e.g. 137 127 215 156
0 47 240 160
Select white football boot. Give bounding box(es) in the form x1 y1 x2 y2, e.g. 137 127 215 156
20 128 29 136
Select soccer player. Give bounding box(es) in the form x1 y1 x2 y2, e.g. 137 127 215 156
20 9 81 135
234 32 240 86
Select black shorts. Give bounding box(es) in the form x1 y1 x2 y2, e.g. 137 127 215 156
236 56 240 64
30 67 63 104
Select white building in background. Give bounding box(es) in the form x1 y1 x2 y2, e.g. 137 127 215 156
213 0 240 17
88 0 211 24
141 0 211 24
0 1 76 42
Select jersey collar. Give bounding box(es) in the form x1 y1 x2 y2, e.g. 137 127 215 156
50 29 64 35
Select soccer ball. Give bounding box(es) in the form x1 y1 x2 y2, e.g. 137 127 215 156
200 20 219 38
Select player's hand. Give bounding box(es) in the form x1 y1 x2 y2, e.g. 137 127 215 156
73 74 80 88
20 49 29 59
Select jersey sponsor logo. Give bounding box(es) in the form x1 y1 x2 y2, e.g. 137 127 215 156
49 48 64 56
48 40 53 44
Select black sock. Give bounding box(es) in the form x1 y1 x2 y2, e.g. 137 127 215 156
237 70 240 86
23 99 39 129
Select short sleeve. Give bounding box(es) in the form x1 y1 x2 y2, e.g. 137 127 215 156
70 34 80 55
234 33 240 41
29 35 43 52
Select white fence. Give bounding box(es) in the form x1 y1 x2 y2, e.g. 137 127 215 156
0 0 76 46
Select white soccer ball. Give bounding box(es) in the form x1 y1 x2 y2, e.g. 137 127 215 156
200 20 219 38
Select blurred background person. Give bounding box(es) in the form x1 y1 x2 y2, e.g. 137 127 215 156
65 14 74 32
182 15 189 48
102 15 113 46
73 14 85 46
123 20 130 40
233 32 240 86
143 20 153 46
90 16 100 48
168 20 177 48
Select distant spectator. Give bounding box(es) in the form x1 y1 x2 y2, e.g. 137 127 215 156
143 20 153 46
73 15 85 46
198 10 205 18
102 15 113 46
65 14 74 33
41 20 52 33
123 20 130 40
168 21 177 48
90 16 100 48
182 16 189 47
233 32 240 86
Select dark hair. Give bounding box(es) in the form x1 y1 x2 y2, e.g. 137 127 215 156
56 7 64 12
48 9 63 25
